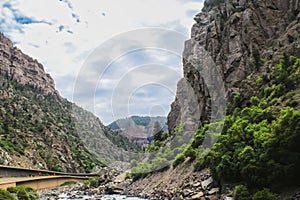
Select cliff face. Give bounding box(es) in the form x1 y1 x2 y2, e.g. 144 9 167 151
168 0 300 133
0 33 55 94
0 33 137 172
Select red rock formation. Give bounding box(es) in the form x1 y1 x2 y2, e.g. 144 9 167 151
0 33 56 94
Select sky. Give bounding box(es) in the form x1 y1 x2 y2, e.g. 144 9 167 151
0 0 204 125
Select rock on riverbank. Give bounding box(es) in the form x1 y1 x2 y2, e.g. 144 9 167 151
122 162 231 200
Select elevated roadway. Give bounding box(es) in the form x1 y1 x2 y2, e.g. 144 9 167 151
0 165 99 190
0 175 91 190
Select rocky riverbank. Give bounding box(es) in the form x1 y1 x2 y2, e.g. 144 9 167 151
38 162 230 200
37 162 300 200
121 162 233 200
38 184 101 200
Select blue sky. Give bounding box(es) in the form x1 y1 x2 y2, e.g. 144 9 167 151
0 0 204 124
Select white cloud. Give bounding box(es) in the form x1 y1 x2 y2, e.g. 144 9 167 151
0 0 204 124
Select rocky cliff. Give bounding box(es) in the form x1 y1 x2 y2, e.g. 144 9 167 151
168 0 300 133
94 0 300 199
0 33 55 94
0 33 137 172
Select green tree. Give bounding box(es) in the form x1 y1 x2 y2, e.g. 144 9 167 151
252 189 277 200
233 185 251 200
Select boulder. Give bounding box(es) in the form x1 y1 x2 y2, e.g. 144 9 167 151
191 192 204 199
201 177 213 190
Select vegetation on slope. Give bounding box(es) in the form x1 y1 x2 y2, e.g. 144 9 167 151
0 186 38 200
7 186 38 200
0 73 104 172
180 55 300 197
129 56 300 198
0 72 140 172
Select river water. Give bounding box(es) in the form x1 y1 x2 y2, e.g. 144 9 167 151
53 193 147 200
38 184 148 200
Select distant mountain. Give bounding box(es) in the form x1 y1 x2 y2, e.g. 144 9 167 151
108 116 168 146
0 32 139 172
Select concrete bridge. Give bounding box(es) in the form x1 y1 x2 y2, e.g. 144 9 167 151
0 175 90 190
0 165 98 190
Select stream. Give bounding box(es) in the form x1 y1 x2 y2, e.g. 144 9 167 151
57 193 147 200
38 186 147 200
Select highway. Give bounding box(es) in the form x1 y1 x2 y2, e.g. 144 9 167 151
0 165 98 190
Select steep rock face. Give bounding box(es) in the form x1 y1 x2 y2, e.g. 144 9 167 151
0 33 137 172
168 0 300 133
0 33 55 94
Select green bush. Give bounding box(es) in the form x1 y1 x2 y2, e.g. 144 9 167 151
256 77 263 85
125 172 131 180
147 144 160 152
131 161 152 181
233 92 241 106
7 186 38 200
0 189 16 200
252 189 277 200
250 96 260 106
183 146 197 160
233 185 251 200
152 156 169 171
172 153 185 168
192 56 300 192
84 177 100 188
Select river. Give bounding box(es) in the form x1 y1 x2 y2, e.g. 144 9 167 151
57 193 147 200
38 187 147 200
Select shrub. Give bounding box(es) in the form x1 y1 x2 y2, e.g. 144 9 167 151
147 144 160 152
256 77 263 85
233 92 241 105
125 172 131 180
233 185 251 200
84 177 100 188
172 153 185 168
130 159 138 168
250 96 260 106
131 161 152 181
252 189 277 200
7 186 38 200
0 189 16 200
152 156 169 171
184 146 197 160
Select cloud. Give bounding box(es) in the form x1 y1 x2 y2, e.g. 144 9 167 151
59 0 73 9
0 0 204 124
58 25 64 32
71 13 80 23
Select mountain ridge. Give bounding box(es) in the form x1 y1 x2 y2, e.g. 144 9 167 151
108 116 168 147
0 33 56 95
0 32 138 172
